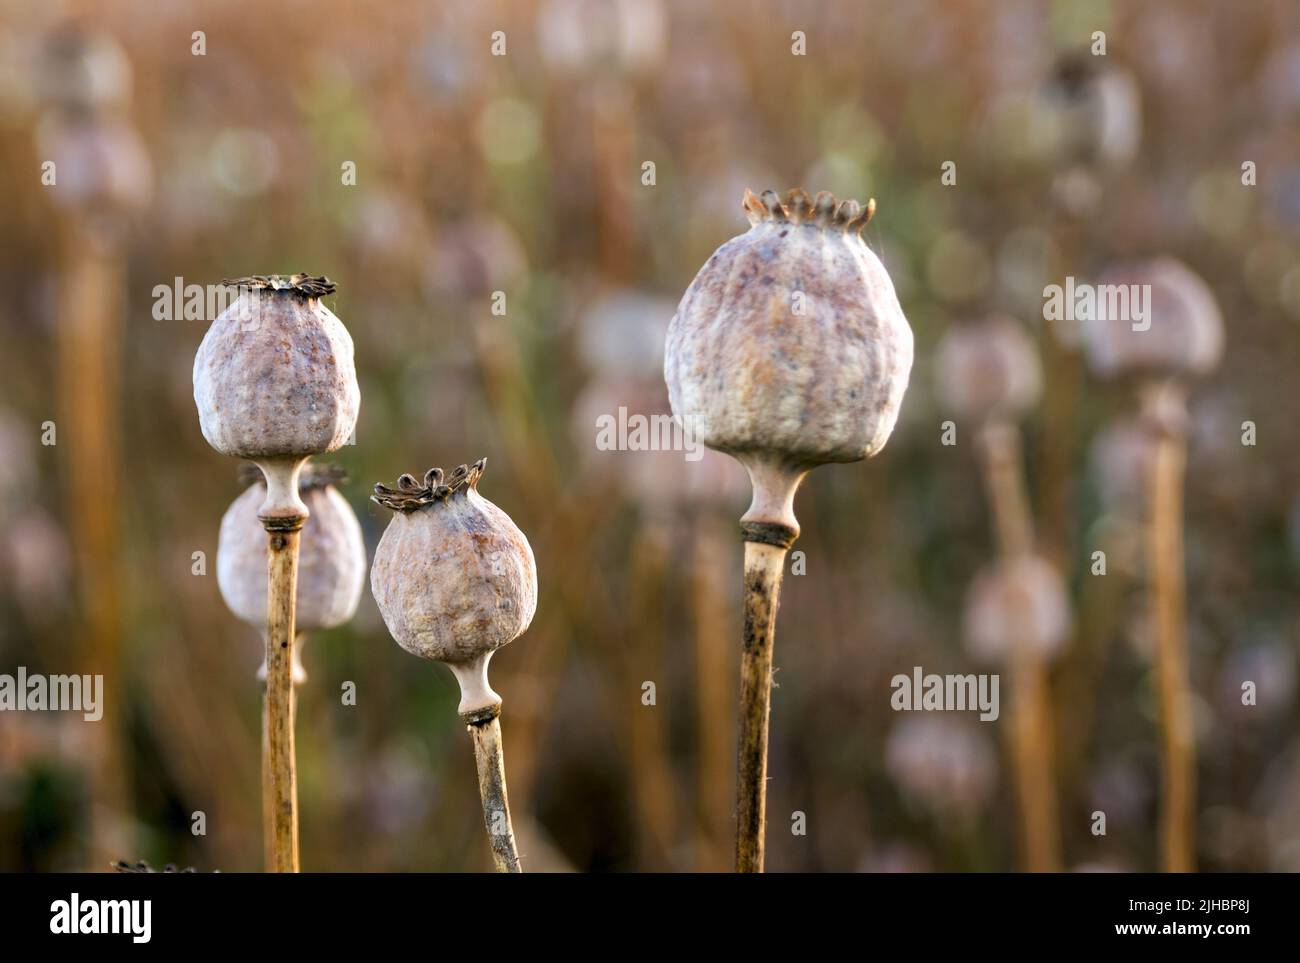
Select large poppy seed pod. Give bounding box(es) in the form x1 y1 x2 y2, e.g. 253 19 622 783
217 465 366 683
962 554 1071 664
1083 258 1224 382
935 315 1042 423
370 459 537 717
193 274 359 519
664 188 914 532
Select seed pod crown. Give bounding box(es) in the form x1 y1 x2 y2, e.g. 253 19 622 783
664 188 914 470
193 274 359 461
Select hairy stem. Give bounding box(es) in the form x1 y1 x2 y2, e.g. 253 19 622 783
263 521 302 873
736 534 793 873
465 709 522 872
260 633 305 872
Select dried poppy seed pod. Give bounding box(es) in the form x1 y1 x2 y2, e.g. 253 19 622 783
371 458 534 873
193 274 359 521
217 465 366 683
370 459 537 718
665 187 913 534
963 554 1072 664
666 188 912 873
935 315 1042 424
1084 258 1224 383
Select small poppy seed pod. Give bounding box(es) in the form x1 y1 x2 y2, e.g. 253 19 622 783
217 465 366 683
370 459 538 717
193 274 359 520
664 187 913 533
935 315 1042 423
963 555 1071 664
37 25 133 115
885 716 996 819
1089 416 1154 513
1047 53 1142 173
1084 258 1224 382
36 116 152 219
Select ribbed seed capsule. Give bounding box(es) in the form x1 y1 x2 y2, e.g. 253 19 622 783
369 459 537 716
665 188 913 530
665 188 913 872
370 458 535 873
192 273 359 873
217 465 366 682
193 274 359 519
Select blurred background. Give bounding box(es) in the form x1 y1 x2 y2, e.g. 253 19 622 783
1 0 1298 872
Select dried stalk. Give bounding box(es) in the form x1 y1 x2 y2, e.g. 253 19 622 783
736 530 793 873
262 521 302 873
463 707 522 873
260 686 273 871
978 422 1061 872
1144 386 1195 872
59 228 129 867
260 633 305 872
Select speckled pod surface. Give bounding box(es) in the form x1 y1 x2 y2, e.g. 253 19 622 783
935 315 1042 423
1084 257 1224 381
193 276 359 462
963 554 1071 664
665 188 914 472
370 460 537 716
217 467 366 635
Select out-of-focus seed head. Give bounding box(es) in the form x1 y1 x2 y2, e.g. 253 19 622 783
1089 416 1153 513
885 716 996 819
963 554 1071 664
664 188 914 472
570 376 750 513
369 459 537 716
1217 642 1295 721
537 0 667 75
36 115 151 219
1046 52 1142 172
217 465 366 650
193 275 360 462
1083 258 1224 381
37 25 133 115
576 289 675 382
935 315 1042 423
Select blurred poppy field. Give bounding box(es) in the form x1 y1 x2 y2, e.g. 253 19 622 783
1 0 1299 873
